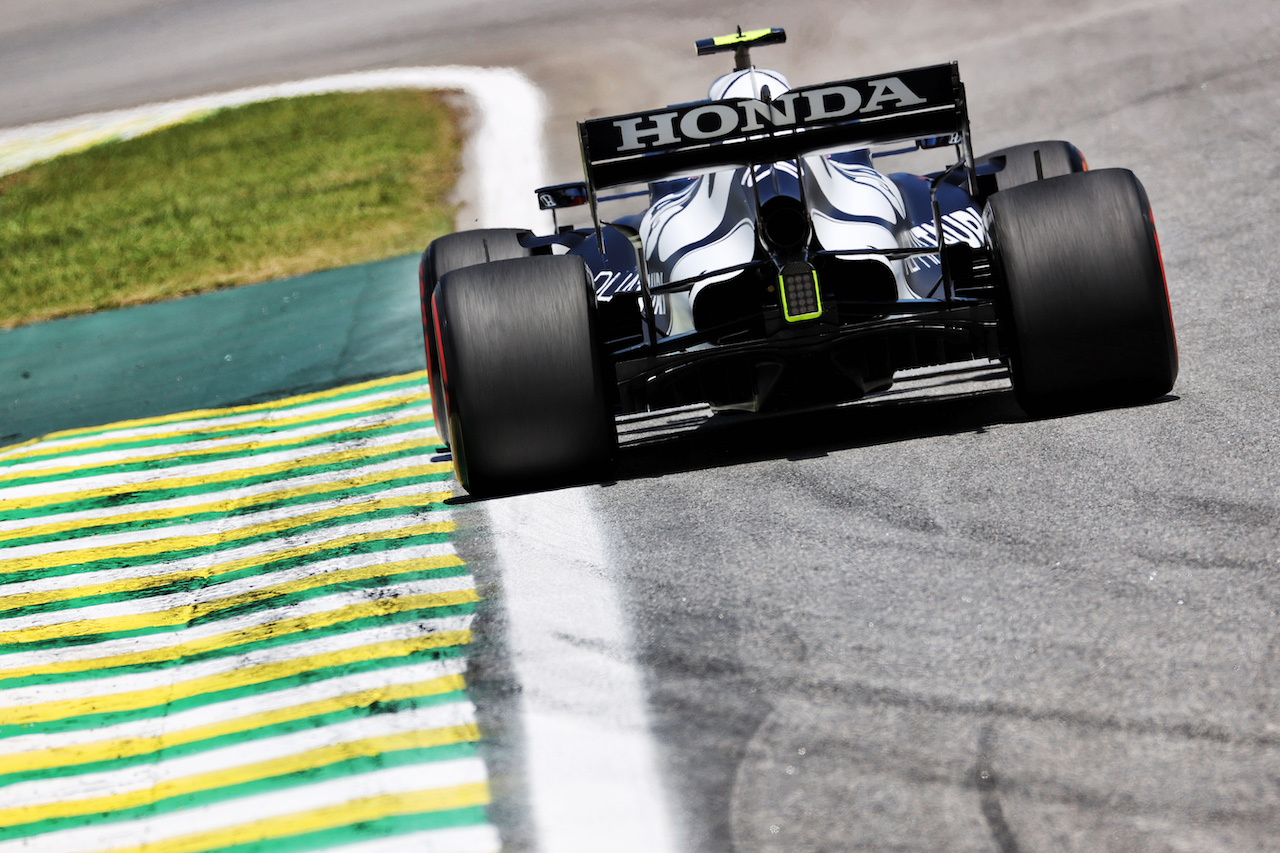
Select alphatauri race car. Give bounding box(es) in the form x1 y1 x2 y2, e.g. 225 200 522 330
418 28 1178 496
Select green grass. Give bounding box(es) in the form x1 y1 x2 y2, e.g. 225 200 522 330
0 90 462 328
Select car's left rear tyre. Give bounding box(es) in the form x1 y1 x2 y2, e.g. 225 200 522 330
986 168 1178 416
418 229 531 447
433 254 617 497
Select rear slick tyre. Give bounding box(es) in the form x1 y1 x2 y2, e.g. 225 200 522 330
986 168 1178 416
434 254 617 497
976 140 1086 192
417 229 531 447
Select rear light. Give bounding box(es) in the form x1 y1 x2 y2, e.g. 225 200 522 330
779 261 822 322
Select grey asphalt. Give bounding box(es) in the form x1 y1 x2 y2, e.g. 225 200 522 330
3 0 1278 850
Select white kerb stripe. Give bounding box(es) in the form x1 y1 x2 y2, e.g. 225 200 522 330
0 615 473 709
0 426 439 503
0 456 443 534
307 825 500 853
0 536 455 602
5 700 478 809
0 759 489 853
0 658 469 758
0 482 441 563
0 571 474 638
0 560 464 671
0 404 432 477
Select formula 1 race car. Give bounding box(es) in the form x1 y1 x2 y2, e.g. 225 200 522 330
418 27 1178 496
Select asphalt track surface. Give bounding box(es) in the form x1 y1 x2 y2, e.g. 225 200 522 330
4 0 1280 850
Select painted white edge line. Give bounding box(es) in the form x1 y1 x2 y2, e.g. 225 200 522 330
3 68 676 853
464 72 682 853
0 66 551 232
488 490 681 853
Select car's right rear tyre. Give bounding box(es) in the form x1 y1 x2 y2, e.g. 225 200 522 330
434 254 617 497
418 229 531 447
986 168 1178 416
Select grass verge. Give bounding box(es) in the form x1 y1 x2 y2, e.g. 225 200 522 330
0 89 461 328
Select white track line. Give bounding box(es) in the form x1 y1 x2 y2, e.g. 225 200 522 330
473 72 680 853
489 490 680 853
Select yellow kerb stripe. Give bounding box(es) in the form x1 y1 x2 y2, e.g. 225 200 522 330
0 631 472 726
0 521 458 624
3 392 430 464
0 725 481 826
95 782 490 853
2 394 432 468
0 414 432 486
2 674 466 775
0 584 476 660
0 441 447 513
0 463 444 546
31 371 430 444
0 492 452 576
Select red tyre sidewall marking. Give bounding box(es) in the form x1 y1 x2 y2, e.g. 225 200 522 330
1148 206 1179 360
430 289 452 444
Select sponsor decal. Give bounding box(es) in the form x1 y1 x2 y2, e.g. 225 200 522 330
585 64 954 159
593 270 643 301
906 208 986 272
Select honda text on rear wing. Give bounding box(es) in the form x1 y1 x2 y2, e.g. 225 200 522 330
578 62 977 233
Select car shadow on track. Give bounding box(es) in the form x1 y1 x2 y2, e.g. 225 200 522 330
612 381 1180 485
611 385 1028 484
442 365 1180 501
443 383 1027 504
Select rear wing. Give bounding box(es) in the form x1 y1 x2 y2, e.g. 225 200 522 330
579 62 971 200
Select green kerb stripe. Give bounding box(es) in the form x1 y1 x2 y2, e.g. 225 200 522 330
200 806 491 853
0 557 469 624
0 599 476 689
0 469 450 550
0 533 453 654
0 397 430 470
0 741 479 841
0 416 433 490
9 374 431 447
0 690 469 788
0 444 435 523
0 643 468 739
0 502 450 587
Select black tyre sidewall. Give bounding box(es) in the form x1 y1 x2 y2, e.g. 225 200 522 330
987 169 1178 415
418 229 530 445
976 140 1086 192
434 254 616 496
